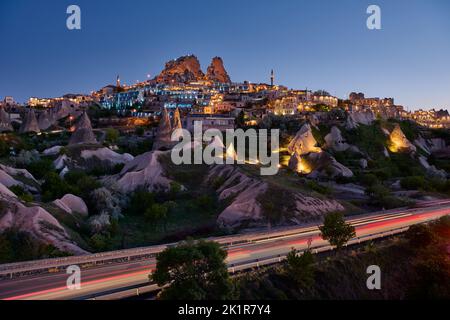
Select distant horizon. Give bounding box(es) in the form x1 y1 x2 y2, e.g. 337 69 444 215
1 0 449 111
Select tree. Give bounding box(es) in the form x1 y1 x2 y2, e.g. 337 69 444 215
144 203 168 224
235 110 246 128
319 212 356 251
285 248 315 287
105 128 119 144
151 240 234 300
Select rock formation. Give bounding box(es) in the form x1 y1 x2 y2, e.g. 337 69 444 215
80 148 134 164
324 127 350 152
53 194 89 216
288 124 322 156
43 145 62 156
115 151 176 192
0 198 86 255
153 108 173 150
38 110 52 131
388 124 417 153
19 109 40 134
155 55 204 84
0 107 13 132
69 112 97 145
290 151 353 179
171 108 183 141
0 182 17 198
207 165 344 229
418 156 447 180
345 113 359 130
206 57 231 83
347 111 375 126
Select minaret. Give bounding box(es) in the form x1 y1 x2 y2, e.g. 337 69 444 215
116 75 121 88
270 69 274 87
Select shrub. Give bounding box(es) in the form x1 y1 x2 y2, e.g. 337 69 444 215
9 185 33 202
400 176 427 190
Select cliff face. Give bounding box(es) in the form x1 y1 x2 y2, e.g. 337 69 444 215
155 55 231 84
155 55 204 84
206 57 231 83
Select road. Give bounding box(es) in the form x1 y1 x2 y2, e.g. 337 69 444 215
1 201 449 300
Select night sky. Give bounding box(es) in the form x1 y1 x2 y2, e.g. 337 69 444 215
1 0 449 110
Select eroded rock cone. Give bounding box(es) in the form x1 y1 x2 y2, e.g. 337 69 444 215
288 123 321 156
171 108 183 141
69 112 97 145
324 126 350 152
206 57 231 83
38 110 52 131
388 124 416 153
0 107 13 132
19 109 40 134
153 108 173 150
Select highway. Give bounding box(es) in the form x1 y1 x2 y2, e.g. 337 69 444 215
1 200 449 300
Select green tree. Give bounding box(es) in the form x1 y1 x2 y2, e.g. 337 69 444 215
144 203 168 225
151 240 234 300
319 212 356 251
135 127 145 137
285 248 315 287
105 128 120 144
126 190 155 216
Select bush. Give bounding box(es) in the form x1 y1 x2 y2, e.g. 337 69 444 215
105 128 120 144
41 172 74 202
9 185 33 202
360 174 379 187
400 176 427 190
126 190 155 216
25 159 55 180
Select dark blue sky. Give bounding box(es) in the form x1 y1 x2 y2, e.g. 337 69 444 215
1 0 449 110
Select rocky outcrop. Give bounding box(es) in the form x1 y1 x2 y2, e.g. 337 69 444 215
53 194 89 216
171 108 183 141
207 165 344 229
38 110 52 131
153 108 173 150
0 182 17 198
415 136 447 155
345 114 359 130
206 57 231 83
114 151 175 192
19 109 40 134
388 124 417 153
69 112 97 145
288 124 321 156
324 127 350 152
53 147 132 173
155 55 204 84
348 111 375 126
302 152 354 179
80 148 134 164
43 145 62 156
0 198 86 255
0 164 39 185
418 156 447 180
0 107 13 132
